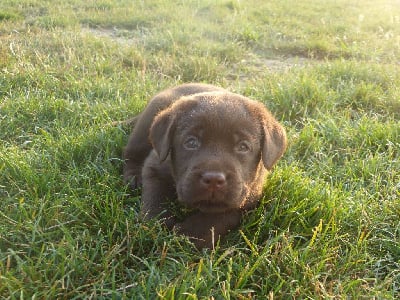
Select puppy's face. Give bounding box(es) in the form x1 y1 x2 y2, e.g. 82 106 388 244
150 92 286 213
172 102 263 212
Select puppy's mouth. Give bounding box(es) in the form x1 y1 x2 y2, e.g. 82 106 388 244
192 199 231 213
187 189 244 212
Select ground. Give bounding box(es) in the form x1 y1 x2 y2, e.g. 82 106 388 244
0 0 399 298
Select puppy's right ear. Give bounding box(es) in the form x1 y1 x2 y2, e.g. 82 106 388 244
149 110 175 162
150 97 198 162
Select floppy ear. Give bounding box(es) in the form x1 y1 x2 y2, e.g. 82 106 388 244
261 114 287 170
149 110 176 162
149 97 199 162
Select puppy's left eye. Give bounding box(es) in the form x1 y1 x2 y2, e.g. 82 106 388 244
236 141 251 153
183 136 201 150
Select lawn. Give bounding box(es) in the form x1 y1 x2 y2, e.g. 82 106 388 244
0 0 399 298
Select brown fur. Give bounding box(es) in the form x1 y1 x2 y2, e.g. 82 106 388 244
123 83 287 249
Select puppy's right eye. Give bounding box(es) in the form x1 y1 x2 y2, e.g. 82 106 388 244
183 136 201 150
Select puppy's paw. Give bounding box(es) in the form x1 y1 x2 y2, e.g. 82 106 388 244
124 174 143 191
161 214 177 230
173 219 214 249
173 210 242 249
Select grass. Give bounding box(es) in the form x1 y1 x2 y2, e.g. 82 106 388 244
0 0 399 298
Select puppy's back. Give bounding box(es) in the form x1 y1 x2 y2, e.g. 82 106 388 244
150 83 225 110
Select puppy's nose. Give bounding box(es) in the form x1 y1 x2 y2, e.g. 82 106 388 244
200 172 227 191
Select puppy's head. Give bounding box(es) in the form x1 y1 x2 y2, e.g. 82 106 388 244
150 92 286 213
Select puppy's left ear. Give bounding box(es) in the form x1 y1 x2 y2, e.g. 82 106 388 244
260 110 287 170
150 110 175 162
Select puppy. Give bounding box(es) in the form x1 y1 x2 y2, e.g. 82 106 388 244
123 83 287 249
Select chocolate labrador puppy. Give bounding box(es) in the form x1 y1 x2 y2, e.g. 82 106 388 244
123 83 287 249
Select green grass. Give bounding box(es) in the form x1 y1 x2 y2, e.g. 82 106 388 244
1 0 399 298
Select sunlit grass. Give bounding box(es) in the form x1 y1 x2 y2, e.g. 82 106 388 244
0 0 399 298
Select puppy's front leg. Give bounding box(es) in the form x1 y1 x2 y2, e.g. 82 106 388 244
174 210 242 249
141 151 176 229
